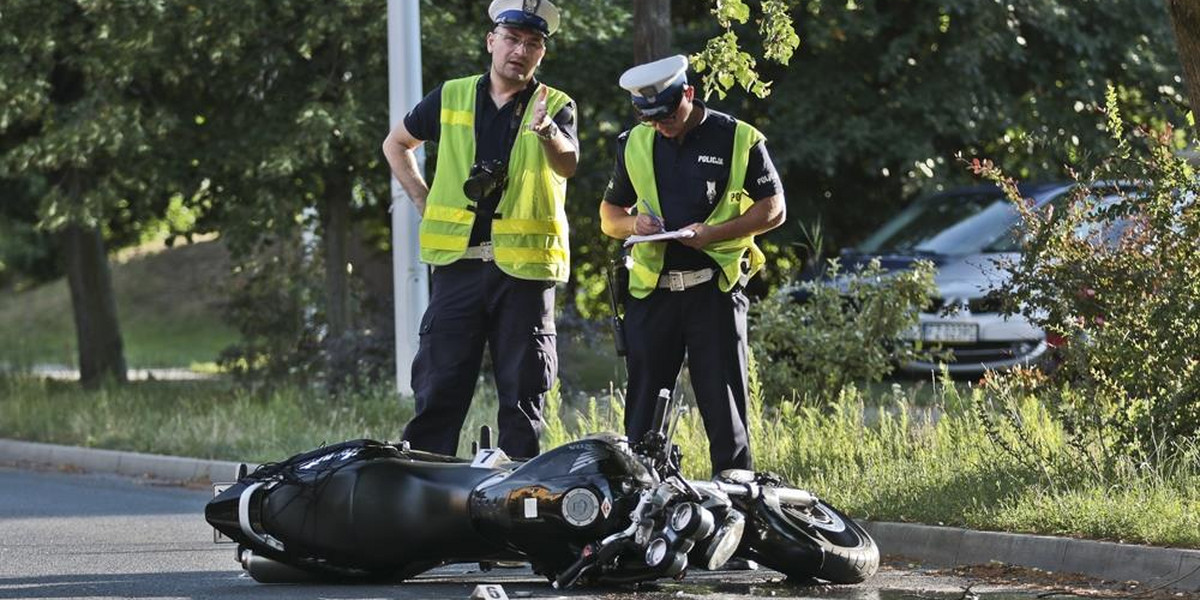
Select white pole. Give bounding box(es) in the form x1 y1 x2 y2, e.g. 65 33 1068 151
388 0 428 396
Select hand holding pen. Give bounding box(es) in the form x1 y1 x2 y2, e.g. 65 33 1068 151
635 199 666 235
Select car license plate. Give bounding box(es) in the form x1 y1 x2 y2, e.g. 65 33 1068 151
922 323 978 343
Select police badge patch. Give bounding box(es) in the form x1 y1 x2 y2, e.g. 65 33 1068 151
706 180 718 204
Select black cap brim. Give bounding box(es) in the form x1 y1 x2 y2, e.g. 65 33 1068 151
494 11 550 37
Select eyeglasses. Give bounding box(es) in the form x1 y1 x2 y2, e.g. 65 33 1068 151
496 32 545 53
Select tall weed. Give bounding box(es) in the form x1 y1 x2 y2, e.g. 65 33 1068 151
4 369 1199 546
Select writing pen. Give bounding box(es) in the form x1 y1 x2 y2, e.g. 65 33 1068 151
638 199 664 228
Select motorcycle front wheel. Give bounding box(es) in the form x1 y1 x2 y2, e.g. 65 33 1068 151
743 495 879 584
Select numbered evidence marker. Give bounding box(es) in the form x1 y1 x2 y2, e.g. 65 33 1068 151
470 583 509 600
471 447 510 469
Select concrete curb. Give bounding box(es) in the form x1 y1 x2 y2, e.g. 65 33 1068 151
3 438 1199 591
0 438 246 483
863 521 1200 592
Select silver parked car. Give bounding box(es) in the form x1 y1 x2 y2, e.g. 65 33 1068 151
840 182 1086 375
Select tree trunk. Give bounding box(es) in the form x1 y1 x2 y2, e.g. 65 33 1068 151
62 223 127 388
323 178 352 341
633 0 672 65
1168 0 1200 119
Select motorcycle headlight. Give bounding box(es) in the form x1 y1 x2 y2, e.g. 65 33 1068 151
645 536 671 567
668 502 715 539
701 511 745 570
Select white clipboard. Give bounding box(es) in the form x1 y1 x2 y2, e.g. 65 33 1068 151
623 229 696 247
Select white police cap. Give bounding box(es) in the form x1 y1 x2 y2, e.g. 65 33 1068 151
618 55 690 120
488 0 561 37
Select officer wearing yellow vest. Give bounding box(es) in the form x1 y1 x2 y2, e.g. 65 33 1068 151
599 55 786 475
381 0 578 459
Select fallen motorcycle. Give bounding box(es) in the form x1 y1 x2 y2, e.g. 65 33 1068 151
205 389 879 587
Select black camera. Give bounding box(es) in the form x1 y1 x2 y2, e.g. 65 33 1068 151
463 160 508 202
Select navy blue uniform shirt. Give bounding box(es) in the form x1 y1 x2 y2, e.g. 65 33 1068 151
404 73 579 246
603 103 782 271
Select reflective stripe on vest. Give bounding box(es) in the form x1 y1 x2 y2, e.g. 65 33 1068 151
419 75 572 282
623 120 766 299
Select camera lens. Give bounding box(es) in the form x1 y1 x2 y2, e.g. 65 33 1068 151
463 176 488 202
462 160 507 202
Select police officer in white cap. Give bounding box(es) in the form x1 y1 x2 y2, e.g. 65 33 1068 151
382 0 579 459
599 54 786 475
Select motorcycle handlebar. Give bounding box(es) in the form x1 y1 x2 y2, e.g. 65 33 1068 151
688 480 817 508
773 487 817 507
651 388 671 436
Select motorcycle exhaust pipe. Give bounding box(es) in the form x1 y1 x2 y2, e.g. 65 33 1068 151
240 550 321 584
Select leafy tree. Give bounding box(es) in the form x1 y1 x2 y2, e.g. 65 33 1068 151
0 1 199 386
1167 0 1200 118
634 0 673 63
0 177 59 290
176 1 633 384
156 2 394 385
686 0 1182 253
691 0 799 100
4 0 1185 388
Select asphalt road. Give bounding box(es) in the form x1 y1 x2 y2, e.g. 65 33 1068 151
0 465 1040 600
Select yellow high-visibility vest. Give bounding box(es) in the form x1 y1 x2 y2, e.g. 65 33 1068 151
623 121 767 298
419 75 572 282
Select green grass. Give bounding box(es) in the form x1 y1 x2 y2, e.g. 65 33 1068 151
0 238 238 369
2 238 1197 549
3 372 1199 547
0 376 412 463
558 330 627 394
548 380 1200 549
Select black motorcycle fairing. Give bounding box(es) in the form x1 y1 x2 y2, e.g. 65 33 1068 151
206 440 517 574
261 458 512 570
205 439 399 549
470 437 653 569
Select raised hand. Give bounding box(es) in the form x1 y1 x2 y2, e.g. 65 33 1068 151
529 85 552 135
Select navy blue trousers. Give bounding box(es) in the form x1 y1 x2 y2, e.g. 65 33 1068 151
402 260 557 459
622 280 752 475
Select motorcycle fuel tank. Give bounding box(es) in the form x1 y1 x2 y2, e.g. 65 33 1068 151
470 435 654 568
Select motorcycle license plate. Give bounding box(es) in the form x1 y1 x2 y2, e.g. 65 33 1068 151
212 483 234 544
922 322 978 343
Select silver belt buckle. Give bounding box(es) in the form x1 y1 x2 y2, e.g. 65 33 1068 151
667 271 686 292
466 243 494 262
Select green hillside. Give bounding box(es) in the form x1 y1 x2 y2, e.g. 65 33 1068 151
0 239 238 369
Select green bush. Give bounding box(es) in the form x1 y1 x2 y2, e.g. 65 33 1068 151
218 242 323 386
217 238 394 394
749 258 939 403
974 85 1200 463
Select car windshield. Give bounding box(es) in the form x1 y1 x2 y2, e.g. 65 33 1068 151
856 190 1020 255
